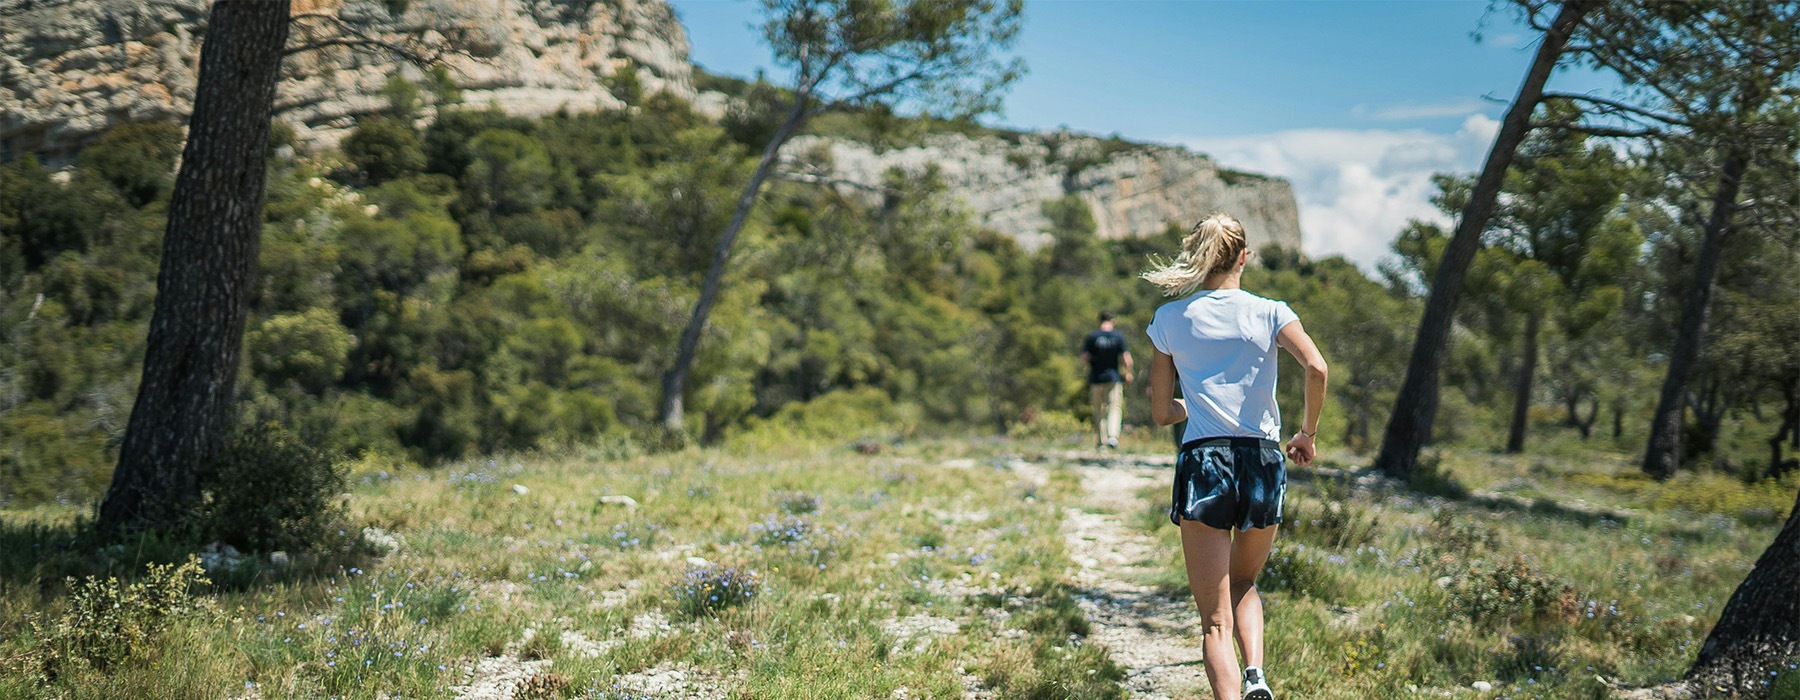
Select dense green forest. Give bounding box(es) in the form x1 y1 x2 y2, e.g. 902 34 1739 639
1 80 1795 507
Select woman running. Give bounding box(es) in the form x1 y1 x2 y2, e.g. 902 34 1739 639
1142 213 1328 700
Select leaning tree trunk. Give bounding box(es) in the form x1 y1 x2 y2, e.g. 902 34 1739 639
1687 486 1800 693
1642 150 1748 480
1374 0 1594 478
657 94 810 434
1506 313 1541 454
1771 383 1798 479
96 0 291 534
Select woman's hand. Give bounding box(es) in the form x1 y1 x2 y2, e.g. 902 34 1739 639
1286 431 1316 467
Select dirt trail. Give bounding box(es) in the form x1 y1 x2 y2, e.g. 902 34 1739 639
1057 452 1212 699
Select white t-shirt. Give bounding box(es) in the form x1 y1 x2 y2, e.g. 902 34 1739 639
1145 288 1300 443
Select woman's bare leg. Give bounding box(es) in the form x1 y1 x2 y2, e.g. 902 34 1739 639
1229 525 1278 670
1180 519 1239 700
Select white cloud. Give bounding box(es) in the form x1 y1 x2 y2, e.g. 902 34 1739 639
1487 32 1526 49
1350 98 1491 121
1175 114 1501 272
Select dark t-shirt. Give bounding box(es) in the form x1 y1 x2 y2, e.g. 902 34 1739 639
1082 329 1128 384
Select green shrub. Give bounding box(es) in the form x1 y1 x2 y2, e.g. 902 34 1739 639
194 422 348 552
1259 543 1347 602
1007 410 1086 443
343 116 426 184
775 490 820 514
24 556 210 678
672 564 760 617
731 387 912 451
1337 625 1387 679
77 121 183 207
1444 555 1576 629
1289 478 1380 550
1423 509 1500 563
518 629 562 661
245 308 354 393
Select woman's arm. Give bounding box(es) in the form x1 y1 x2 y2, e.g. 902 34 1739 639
1149 350 1187 426
1276 321 1328 466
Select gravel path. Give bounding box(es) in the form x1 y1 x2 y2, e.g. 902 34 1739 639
1059 453 1212 700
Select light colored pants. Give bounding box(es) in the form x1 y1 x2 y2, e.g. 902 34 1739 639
1090 382 1123 445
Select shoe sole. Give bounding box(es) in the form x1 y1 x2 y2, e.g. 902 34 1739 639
1246 690 1273 700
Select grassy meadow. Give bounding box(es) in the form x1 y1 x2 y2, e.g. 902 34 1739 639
0 425 1797 699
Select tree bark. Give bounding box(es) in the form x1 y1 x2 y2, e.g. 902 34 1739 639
1687 486 1800 692
1506 313 1541 453
1374 0 1593 478
1648 150 1742 478
96 0 292 534
1771 383 1798 479
657 94 810 433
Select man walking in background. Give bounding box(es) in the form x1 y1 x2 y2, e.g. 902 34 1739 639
1082 311 1134 449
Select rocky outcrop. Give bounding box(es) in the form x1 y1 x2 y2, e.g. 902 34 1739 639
789 132 1303 252
0 0 696 162
2 0 1301 251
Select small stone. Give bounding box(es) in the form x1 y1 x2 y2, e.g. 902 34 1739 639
512 484 530 496
599 495 638 509
269 551 290 569
1472 680 1493 692
685 556 711 568
1435 576 1455 588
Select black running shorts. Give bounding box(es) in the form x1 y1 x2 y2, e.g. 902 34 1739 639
1169 436 1287 530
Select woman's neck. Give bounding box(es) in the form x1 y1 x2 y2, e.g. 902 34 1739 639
1201 269 1243 290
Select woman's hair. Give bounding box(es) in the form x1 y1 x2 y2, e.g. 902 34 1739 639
1141 213 1248 297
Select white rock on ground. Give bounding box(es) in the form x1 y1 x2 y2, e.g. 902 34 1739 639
560 629 622 658
612 663 736 699
629 611 672 639
883 614 961 655
450 655 553 700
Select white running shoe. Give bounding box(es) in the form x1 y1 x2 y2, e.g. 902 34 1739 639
1243 666 1273 700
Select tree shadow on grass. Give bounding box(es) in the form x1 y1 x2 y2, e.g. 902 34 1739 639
0 515 378 595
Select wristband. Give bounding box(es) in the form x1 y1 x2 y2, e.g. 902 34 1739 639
1297 428 1316 439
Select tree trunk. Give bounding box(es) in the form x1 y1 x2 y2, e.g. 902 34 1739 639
657 94 811 433
1374 0 1593 478
1687 486 1800 692
1644 142 1760 478
1575 395 1598 439
1771 383 1798 479
96 0 291 535
1506 314 1541 454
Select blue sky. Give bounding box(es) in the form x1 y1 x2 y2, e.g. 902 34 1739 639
669 0 1613 268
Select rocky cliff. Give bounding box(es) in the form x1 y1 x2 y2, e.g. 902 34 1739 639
790 132 1302 252
0 0 696 162
2 0 1301 251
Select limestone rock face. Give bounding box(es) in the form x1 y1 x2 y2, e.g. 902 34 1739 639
789 132 1302 253
0 0 696 162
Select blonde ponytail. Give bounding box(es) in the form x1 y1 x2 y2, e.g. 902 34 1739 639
1141 213 1248 297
